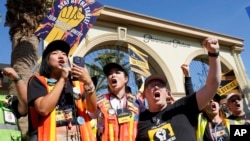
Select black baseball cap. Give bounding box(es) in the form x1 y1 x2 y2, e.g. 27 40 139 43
213 94 221 103
103 63 128 76
42 40 70 59
144 74 167 88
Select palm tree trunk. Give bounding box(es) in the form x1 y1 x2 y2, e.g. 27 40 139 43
9 33 40 136
10 34 40 93
5 0 52 138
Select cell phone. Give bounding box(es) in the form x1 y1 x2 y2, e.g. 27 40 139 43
73 56 85 67
72 56 85 80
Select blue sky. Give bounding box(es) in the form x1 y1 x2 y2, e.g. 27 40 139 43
0 0 250 79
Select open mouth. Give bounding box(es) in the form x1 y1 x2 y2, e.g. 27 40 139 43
154 92 160 98
111 79 117 84
110 79 118 86
59 60 65 65
235 103 240 108
211 103 217 110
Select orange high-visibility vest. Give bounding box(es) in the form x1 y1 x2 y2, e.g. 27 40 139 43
29 75 96 141
97 93 139 141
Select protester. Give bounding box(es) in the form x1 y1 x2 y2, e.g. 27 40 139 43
89 62 142 141
0 67 27 140
136 37 221 141
27 40 97 141
135 74 174 106
226 92 250 124
197 94 230 141
181 64 230 141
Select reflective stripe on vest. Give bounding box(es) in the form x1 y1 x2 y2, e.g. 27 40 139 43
36 77 57 141
98 94 119 141
32 75 96 141
97 93 139 141
0 123 20 130
196 113 207 141
73 81 96 141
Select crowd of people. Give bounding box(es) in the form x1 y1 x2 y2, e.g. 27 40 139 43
0 37 250 141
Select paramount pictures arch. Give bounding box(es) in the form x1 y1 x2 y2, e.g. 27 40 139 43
73 6 250 109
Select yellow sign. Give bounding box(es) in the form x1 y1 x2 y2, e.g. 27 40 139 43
217 79 238 95
128 44 150 77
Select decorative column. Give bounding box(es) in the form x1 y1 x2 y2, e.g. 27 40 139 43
232 46 250 109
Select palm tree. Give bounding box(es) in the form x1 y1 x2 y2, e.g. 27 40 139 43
4 0 53 137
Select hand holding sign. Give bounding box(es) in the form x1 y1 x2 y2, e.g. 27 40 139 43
46 6 85 43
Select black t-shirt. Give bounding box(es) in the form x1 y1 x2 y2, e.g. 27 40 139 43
227 112 250 120
10 96 23 119
28 77 77 136
227 112 250 124
136 94 199 141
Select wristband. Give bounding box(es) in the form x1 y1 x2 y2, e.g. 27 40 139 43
84 83 95 94
86 88 95 94
208 51 219 57
13 76 22 83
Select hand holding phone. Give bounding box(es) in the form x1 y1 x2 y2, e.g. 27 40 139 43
73 56 85 67
72 56 85 80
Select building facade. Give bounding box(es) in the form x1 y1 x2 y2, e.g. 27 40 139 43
72 6 250 105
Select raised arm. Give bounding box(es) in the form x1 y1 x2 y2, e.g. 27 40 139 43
181 64 195 96
196 37 221 110
2 67 27 115
71 63 97 113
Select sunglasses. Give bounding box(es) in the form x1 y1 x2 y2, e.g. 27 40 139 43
230 97 242 103
146 81 166 90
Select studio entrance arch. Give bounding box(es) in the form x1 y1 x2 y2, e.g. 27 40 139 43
76 35 229 99
71 6 249 109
